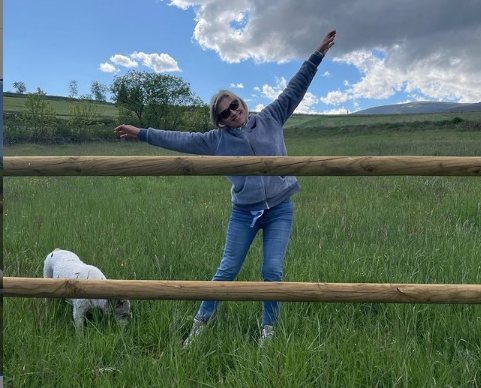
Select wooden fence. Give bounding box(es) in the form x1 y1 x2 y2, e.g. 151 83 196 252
3 277 481 303
3 155 481 303
4 155 481 176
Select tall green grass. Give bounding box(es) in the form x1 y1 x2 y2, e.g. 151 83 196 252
3 126 481 387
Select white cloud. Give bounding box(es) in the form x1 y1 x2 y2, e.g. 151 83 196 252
101 52 181 74
253 103 265 112
110 54 138 68
169 0 481 103
230 83 244 89
320 47 481 105
296 92 319 114
260 77 287 100
168 0 192 10
321 107 350 115
320 89 350 105
99 62 117 73
130 52 181 73
255 77 320 114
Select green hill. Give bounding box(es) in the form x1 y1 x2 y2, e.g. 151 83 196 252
4 92 481 131
285 111 481 129
3 92 119 120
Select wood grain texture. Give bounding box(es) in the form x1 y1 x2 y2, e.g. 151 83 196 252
3 277 481 303
4 156 481 176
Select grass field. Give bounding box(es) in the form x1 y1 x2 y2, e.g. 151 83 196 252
3 121 481 387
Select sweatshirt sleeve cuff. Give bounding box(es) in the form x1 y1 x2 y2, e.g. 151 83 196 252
138 128 148 141
308 51 324 67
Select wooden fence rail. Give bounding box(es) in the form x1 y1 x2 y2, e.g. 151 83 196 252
4 156 481 176
3 277 481 303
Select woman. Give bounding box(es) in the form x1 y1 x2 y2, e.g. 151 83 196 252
115 30 336 346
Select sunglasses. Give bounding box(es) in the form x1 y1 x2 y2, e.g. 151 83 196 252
218 99 240 120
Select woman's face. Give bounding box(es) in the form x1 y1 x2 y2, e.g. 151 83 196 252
217 96 247 128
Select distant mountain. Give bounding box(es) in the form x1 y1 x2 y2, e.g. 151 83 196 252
355 101 481 115
448 102 481 113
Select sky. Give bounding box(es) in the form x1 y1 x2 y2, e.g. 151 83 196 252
4 0 481 114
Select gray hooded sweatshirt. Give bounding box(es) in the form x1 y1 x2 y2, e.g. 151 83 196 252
137 51 325 211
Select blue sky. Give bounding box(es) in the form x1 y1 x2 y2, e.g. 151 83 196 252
4 0 481 114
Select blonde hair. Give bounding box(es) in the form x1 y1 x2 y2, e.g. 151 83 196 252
210 90 249 128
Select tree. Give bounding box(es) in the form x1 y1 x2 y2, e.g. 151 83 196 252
69 98 98 139
22 88 56 139
110 70 205 129
91 81 108 101
111 71 148 126
13 81 27 94
68 80 79 99
181 101 211 132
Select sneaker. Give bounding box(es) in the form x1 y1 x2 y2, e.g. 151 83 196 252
259 325 275 347
183 318 206 348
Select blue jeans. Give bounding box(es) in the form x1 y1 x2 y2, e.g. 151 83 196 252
195 200 294 326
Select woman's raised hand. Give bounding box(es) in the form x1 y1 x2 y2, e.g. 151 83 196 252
318 30 336 55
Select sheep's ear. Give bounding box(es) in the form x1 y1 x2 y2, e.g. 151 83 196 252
116 299 127 307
